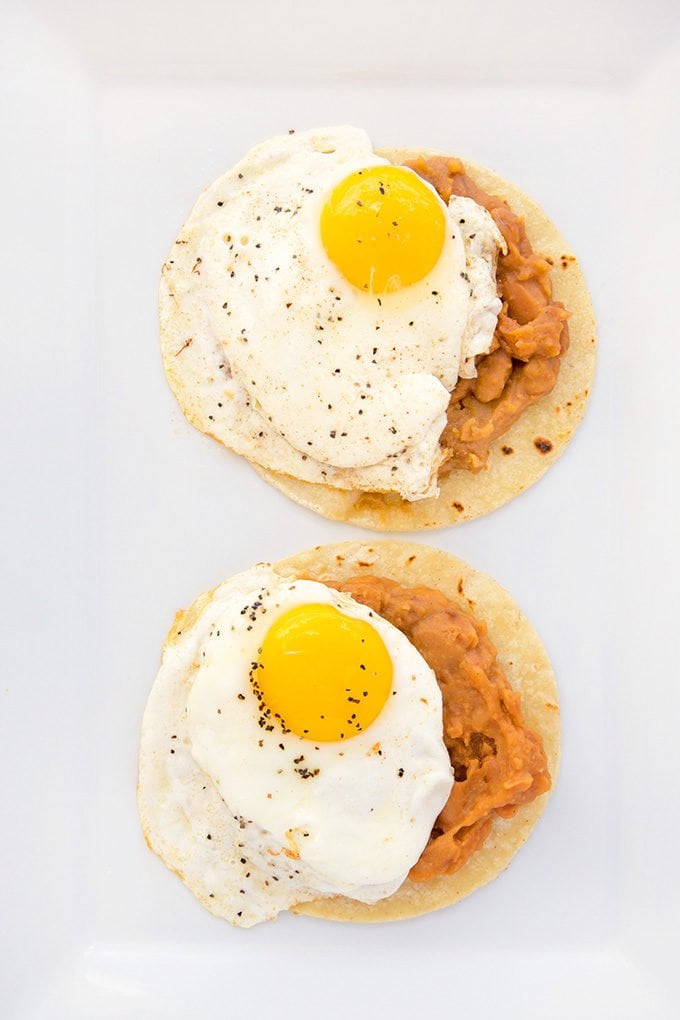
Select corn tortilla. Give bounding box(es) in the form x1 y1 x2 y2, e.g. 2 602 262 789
141 541 559 924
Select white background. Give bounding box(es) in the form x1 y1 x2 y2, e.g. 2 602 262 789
1 1 679 1017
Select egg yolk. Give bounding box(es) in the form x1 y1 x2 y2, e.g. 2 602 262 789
320 165 446 294
257 604 393 742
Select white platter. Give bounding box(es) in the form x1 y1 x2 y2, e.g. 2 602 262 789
2 1 679 1017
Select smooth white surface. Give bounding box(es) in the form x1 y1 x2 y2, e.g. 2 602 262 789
1 1 678 1017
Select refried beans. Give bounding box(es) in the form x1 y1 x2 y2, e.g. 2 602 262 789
332 575 551 881
403 156 570 473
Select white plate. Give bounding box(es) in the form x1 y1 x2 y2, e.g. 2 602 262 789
2 2 679 1017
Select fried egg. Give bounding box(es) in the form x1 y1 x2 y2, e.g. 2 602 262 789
138 565 453 926
161 126 505 500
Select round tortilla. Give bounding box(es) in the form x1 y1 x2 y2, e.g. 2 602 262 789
254 150 596 529
140 541 559 924
275 541 559 923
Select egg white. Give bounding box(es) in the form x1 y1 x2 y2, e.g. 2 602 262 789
200 129 468 472
138 565 453 926
161 126 504 500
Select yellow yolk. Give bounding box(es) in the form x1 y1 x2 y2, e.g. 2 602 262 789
320 165 446 294
257 604 393 742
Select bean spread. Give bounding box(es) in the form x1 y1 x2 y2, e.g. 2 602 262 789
405 156 570 473
332 574 551 880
